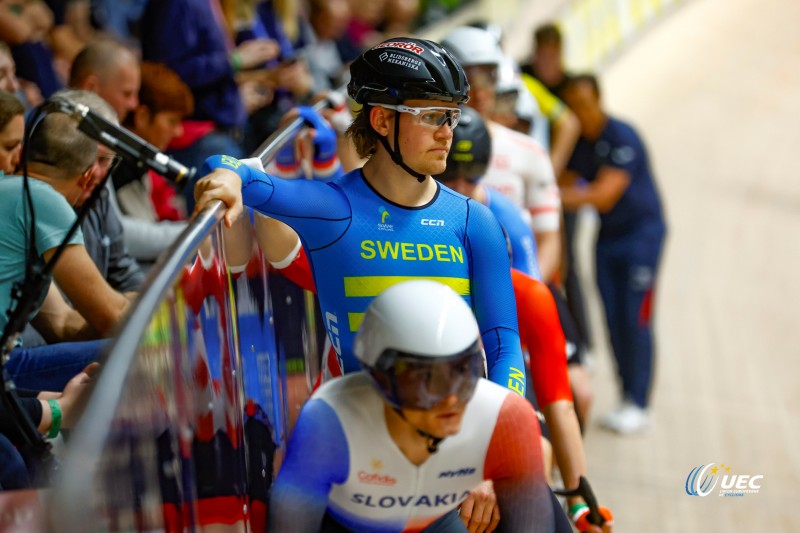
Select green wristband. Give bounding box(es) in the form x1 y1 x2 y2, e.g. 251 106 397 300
568 502 588 518
230 51 242 72
47 399 62 439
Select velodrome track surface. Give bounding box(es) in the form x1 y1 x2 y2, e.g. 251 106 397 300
572 0 799 530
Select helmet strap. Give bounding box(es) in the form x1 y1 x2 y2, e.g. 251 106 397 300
393 407 444 454
377 114 427 183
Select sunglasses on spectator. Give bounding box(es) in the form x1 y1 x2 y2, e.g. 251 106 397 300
374 104 462 129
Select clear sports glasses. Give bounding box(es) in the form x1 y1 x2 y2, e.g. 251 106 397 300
374 104 462 129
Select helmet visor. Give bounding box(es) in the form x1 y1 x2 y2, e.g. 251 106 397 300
371 341 484 410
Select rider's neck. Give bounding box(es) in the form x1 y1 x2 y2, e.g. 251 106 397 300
384 404 433 467
361 151 438 208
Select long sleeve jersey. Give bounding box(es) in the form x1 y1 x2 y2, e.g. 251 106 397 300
204 157 526 395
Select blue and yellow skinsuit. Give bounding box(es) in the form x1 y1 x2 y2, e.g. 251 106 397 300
204 156 526 395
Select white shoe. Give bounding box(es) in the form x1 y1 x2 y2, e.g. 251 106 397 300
600 401 651 435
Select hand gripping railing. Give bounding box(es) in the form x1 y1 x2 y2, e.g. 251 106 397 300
48 99 330 532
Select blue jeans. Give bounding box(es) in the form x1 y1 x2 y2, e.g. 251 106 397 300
5 340 105 392
0 433 31 490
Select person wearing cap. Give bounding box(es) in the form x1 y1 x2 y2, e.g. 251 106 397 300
441 26 563 283
268 279 572 533
194 37 525 397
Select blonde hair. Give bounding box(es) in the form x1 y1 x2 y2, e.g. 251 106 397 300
346 105 382 159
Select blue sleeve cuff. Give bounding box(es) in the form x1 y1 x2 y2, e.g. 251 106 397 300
203 154 250 180
203 154 276 208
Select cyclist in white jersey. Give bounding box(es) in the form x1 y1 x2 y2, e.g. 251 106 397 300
269 280 572 533
442 27 562 281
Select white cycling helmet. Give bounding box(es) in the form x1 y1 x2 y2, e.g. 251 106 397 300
354 280 484 410
496 54 521 95
441 26 505 68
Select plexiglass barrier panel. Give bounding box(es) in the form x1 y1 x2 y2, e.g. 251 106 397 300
48 217 319 532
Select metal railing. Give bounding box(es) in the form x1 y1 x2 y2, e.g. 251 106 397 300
48 101 329 532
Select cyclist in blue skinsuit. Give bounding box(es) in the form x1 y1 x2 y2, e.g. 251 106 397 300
195 37 526 397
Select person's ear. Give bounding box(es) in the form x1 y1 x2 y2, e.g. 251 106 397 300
369 105 392 137
80 74 101 93
78 164 96 188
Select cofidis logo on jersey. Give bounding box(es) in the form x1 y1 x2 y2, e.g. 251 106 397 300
358 459 397 486
685 463 763 497
378 206 394 232
357 471 397 486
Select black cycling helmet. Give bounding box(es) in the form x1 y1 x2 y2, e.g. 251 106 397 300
435 105 491 183
348 38 470 105
348 39 470 182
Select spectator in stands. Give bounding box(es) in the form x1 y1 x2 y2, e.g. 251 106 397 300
42 0 94 83
89 0 147 45
0 36 43 111
237 0 318 152
69 39 140 122
0 42 20 96
51 89 144 291
0 362 98 490
70 47 184 264
140 0 281 209
0 90 129 391
305 0 360 90
379 0 421 38
219 0 280 118
560 74 666 434
0 89 22 174
0 0 62 97
112 62 194 261
345 0 386 49
2 89 42 350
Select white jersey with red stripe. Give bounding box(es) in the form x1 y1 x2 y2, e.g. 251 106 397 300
269 374 556 532
485 122 561 233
